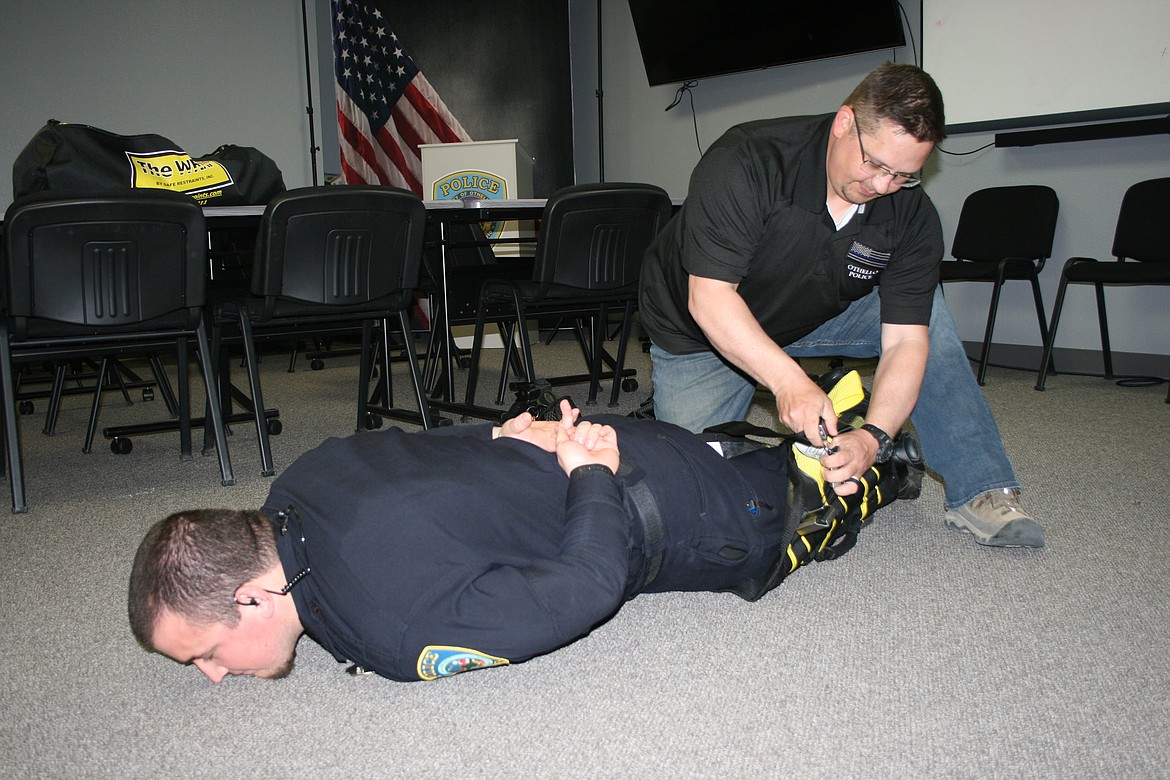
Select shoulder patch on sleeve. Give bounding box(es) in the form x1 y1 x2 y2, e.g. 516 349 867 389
416 645 510 680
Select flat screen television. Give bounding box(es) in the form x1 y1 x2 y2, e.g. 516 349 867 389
628 0 907 86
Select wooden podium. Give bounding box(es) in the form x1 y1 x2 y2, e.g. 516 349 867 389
420 139 535 258
420 140 538 350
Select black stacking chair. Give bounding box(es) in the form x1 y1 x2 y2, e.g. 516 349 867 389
939 185 1060 385
1035 177 1170 402
0 190 234 514
419 219 534 403
212 185 434 476
463 182 672 408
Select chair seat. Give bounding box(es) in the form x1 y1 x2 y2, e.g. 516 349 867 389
483 278 639 305
1063 259 1170 285
12 312 202 342
938 258 1042 282
221 292 414 323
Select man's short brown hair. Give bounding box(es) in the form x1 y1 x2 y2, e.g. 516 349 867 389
127 508 277 650
845 62 946 144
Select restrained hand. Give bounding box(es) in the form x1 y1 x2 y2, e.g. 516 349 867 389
494 399 580 452
555 420 620 476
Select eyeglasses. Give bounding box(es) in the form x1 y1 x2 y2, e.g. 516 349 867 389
855 127 921 188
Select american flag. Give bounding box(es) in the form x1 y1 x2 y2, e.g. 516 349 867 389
332 1 471 195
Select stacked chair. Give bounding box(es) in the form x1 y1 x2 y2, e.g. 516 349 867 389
938 185 1060 385
1035 177 1170 402
1 190 234 513
210 185 434 476
463 182 673 409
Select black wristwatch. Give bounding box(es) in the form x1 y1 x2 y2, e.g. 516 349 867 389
860 423 894 463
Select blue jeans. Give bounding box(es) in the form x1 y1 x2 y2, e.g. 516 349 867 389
649 288 1020 509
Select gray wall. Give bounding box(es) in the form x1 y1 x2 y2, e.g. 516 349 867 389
3 1 1167 366
570 1 1170 367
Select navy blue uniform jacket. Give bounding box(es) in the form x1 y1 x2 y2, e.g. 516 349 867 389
265 416 790 681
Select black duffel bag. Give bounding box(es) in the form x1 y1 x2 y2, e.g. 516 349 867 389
13 119 285 206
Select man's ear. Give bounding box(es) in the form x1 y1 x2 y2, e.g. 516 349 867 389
233 585 278 618
831 106 855 140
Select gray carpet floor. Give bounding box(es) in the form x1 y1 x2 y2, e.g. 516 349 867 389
1 333 1167 779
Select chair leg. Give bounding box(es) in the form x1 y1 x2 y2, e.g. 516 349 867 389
175 337 192 461
608 301 635 407
1035 276 1070 391
1094 283 1113 379
356 321 381 433
147 352 180 417
495 319 536 405
587 308 608 405
107 359 135 405
397 309 435 429
510 291 536 388
203 315 226 458
82 358 111 454
976 279 1004 386
1028 277 1054 377
422 307 445 396
496 321 517 405
235 310 274 477
42 363 67 436
194 321 235 486
463 295 491 406
1 326 28 513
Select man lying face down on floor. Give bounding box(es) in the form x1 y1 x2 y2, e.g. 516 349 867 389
129 373 922 683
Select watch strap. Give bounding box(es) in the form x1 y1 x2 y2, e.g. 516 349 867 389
860 423 893 462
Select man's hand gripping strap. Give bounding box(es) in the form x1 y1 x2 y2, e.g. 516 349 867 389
761 368 925 594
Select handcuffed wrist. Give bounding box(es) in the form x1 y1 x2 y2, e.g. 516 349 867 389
570 463 615 478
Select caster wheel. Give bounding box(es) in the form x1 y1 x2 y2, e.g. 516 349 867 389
621 378 639 392
142 388 154 401
110 437 133 455
18 400 34 415
267 419 283 436
364 412 383 430
311 359 325 371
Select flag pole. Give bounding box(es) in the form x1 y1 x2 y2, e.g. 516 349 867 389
596 0 605 182
300 0 321 186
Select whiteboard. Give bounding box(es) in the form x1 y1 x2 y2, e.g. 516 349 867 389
922 0 1170 132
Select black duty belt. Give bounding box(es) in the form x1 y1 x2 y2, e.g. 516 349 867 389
624 478 665 590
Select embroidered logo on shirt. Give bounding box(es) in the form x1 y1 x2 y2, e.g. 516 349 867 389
845 241 891 281
417 645 510 680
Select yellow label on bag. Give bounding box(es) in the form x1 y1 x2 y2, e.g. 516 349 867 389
125 149 234 201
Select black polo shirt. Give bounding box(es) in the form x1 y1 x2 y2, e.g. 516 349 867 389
639 113 943 355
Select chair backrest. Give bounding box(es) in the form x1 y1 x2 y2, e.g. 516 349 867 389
1112 177 1170 264
2 189 207 339
252 185 426 306
533 182 673 292
950 185 1059 265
